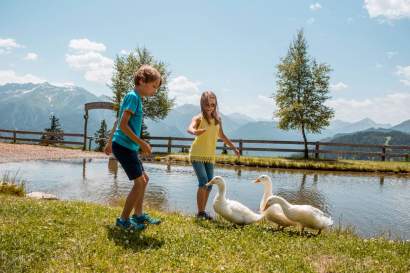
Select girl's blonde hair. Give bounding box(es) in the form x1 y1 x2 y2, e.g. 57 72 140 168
200 91 220 125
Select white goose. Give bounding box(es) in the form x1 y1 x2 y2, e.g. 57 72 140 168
264 195 333 235
254 175 296 230
206 176 263 225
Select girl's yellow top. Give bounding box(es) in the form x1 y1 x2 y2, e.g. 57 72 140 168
189 116 220 164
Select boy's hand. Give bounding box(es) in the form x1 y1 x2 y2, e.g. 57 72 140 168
140 141 152 156
104 142 112 155
194 128 207 136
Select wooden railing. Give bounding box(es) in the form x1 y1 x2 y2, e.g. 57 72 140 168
1 129 410 161
0 129 93 149
146 136 410 161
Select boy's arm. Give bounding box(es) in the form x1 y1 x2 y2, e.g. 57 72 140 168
119 111 151 155
103 119 118 155
218 122 240 157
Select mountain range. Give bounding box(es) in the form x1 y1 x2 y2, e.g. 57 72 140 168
0 82 409 146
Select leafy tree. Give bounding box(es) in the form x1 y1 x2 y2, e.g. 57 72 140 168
275 29 334 159
41 115 64 144
111 47 174 121
94 119 109 152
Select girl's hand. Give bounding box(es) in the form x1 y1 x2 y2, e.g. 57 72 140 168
140 141 152 156
194 128 207 136
234 148 241 157
104 142 112 155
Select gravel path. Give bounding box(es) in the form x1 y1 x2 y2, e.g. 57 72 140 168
0 143 108 163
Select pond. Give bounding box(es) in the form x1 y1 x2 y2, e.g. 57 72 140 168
1 158 409 240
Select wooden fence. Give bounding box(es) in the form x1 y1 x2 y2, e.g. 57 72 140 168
0 129 93 150
147 136 410 161
1 129 410 161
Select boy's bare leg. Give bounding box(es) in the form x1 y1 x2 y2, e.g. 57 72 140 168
133 172 149 216
120 175 145 219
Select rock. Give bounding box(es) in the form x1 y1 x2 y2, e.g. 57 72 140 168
26 192 58 200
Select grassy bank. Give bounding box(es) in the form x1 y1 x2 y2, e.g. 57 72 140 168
1 195 409 272
157 154 410 174
0 171 25 196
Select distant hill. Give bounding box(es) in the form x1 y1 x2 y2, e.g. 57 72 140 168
321 129 410 160
391 120 410 134
0 82 116 137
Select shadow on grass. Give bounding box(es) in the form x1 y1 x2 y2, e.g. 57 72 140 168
106 225 164 251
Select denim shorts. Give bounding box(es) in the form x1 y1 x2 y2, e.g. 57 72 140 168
112 141 144 180
192 161 214 191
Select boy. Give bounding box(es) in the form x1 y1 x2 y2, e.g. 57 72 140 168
105 65 162 230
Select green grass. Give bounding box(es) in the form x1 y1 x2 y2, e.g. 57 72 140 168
158 153 410 174
0 171 25 196
1 195 409 273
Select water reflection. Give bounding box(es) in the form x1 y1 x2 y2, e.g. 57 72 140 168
274 174 329 213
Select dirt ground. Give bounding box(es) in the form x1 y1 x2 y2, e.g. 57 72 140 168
0 143 107 163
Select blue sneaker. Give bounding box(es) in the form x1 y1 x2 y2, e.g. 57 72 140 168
116 217 131 229
116 217 145 230
131 213 161 225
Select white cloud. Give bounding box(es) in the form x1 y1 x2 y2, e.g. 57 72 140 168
310 3 322 11
23 52 38 61
330 82 349 91
68 38 106 52
396 65 410 86
120 49 129 55
307 17 315 24
66 38 113 84
387 51 398 59
0 38 24 54
0 70 45 85
326 92 410 124
221 94 276 121
168 76 202 105
364 0 410 20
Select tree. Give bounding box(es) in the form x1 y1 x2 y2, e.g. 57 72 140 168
111 47 174 121
41 114 64 144
275 29 334 159
94 119 109 152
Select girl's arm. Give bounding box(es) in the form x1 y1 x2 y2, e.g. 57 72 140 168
119 111 151 155
219 121 240 157
187 115 206 136
103 119 118 155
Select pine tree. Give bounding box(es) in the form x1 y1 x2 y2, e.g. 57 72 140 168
41 114 64 144
94 119 109 152
275 29 334 159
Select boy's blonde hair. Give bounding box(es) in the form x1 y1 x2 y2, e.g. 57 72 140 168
134 65 162 87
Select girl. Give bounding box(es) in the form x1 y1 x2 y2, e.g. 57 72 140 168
187 91 240 220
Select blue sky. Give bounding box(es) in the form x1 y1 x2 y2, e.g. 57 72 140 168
1 0 410 124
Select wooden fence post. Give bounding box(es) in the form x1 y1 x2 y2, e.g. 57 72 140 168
239 139 243 156
381 146 386 161
167 137 172 154
315 142 320 159
13 130 16 144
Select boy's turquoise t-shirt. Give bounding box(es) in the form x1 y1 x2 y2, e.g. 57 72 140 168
112 90 143 151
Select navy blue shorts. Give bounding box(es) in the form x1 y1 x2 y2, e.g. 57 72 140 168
112 141 144 180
